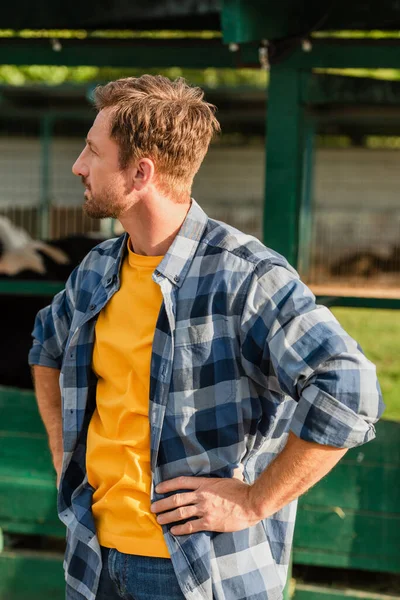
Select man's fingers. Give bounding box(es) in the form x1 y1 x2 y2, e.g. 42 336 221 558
170 517 206 536
151 491 197 514
156 504 199 525
155 476 204 494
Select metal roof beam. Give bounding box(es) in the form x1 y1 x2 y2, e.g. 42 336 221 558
0 38 259 69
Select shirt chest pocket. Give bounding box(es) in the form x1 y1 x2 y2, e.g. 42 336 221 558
170 317 236 414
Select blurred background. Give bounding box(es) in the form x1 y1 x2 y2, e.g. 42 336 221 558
1 66 400 296
0 3 399 599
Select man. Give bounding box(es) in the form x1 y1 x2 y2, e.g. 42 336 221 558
30 75 384 600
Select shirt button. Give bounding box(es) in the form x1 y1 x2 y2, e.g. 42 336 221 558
89 304 96 311
174 275 180 283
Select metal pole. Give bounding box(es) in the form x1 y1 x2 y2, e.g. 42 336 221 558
297 112 316 279
263 67 303 267
39 114 53 239
283 552 294 600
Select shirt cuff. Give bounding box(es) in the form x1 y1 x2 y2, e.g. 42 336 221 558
290 383 376 448
28 343 61 370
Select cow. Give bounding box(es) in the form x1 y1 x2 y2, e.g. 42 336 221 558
0 217 107 389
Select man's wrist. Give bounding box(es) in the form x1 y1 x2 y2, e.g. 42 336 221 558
248 479 272 521
51 444 63 468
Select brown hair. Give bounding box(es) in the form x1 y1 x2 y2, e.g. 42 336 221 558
93 75 220 202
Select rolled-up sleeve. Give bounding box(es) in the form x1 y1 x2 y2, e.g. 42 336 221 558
28 269 77 370
240 259 385 449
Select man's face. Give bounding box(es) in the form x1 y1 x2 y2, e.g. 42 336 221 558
72 109 132 219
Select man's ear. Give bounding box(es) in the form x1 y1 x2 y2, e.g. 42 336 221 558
132 158 155 191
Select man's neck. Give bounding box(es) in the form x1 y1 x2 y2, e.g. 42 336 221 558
118 194 191 257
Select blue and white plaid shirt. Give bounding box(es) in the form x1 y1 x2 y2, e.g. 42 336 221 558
29 199 384 600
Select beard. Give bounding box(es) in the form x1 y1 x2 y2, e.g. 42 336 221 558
82 185 125 219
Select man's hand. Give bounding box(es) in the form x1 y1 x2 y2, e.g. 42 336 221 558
151 433 348 536
150 476 262 536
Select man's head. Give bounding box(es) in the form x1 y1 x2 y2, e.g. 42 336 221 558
72 75 220 219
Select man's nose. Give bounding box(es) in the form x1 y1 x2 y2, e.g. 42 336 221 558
72 152 88 178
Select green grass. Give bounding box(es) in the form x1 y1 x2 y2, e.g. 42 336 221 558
331 308 400 422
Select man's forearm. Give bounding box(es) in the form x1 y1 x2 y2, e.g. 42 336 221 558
32 365 63 479
250 431 348 519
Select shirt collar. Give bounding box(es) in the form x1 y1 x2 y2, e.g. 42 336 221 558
103 198 208 290
153 198 208 288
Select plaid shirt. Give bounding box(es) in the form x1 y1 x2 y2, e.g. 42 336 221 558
29 199 383 600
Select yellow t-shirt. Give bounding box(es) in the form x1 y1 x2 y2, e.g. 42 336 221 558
86 240 170 558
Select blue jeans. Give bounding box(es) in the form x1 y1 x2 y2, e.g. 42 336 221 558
66 546 186 600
